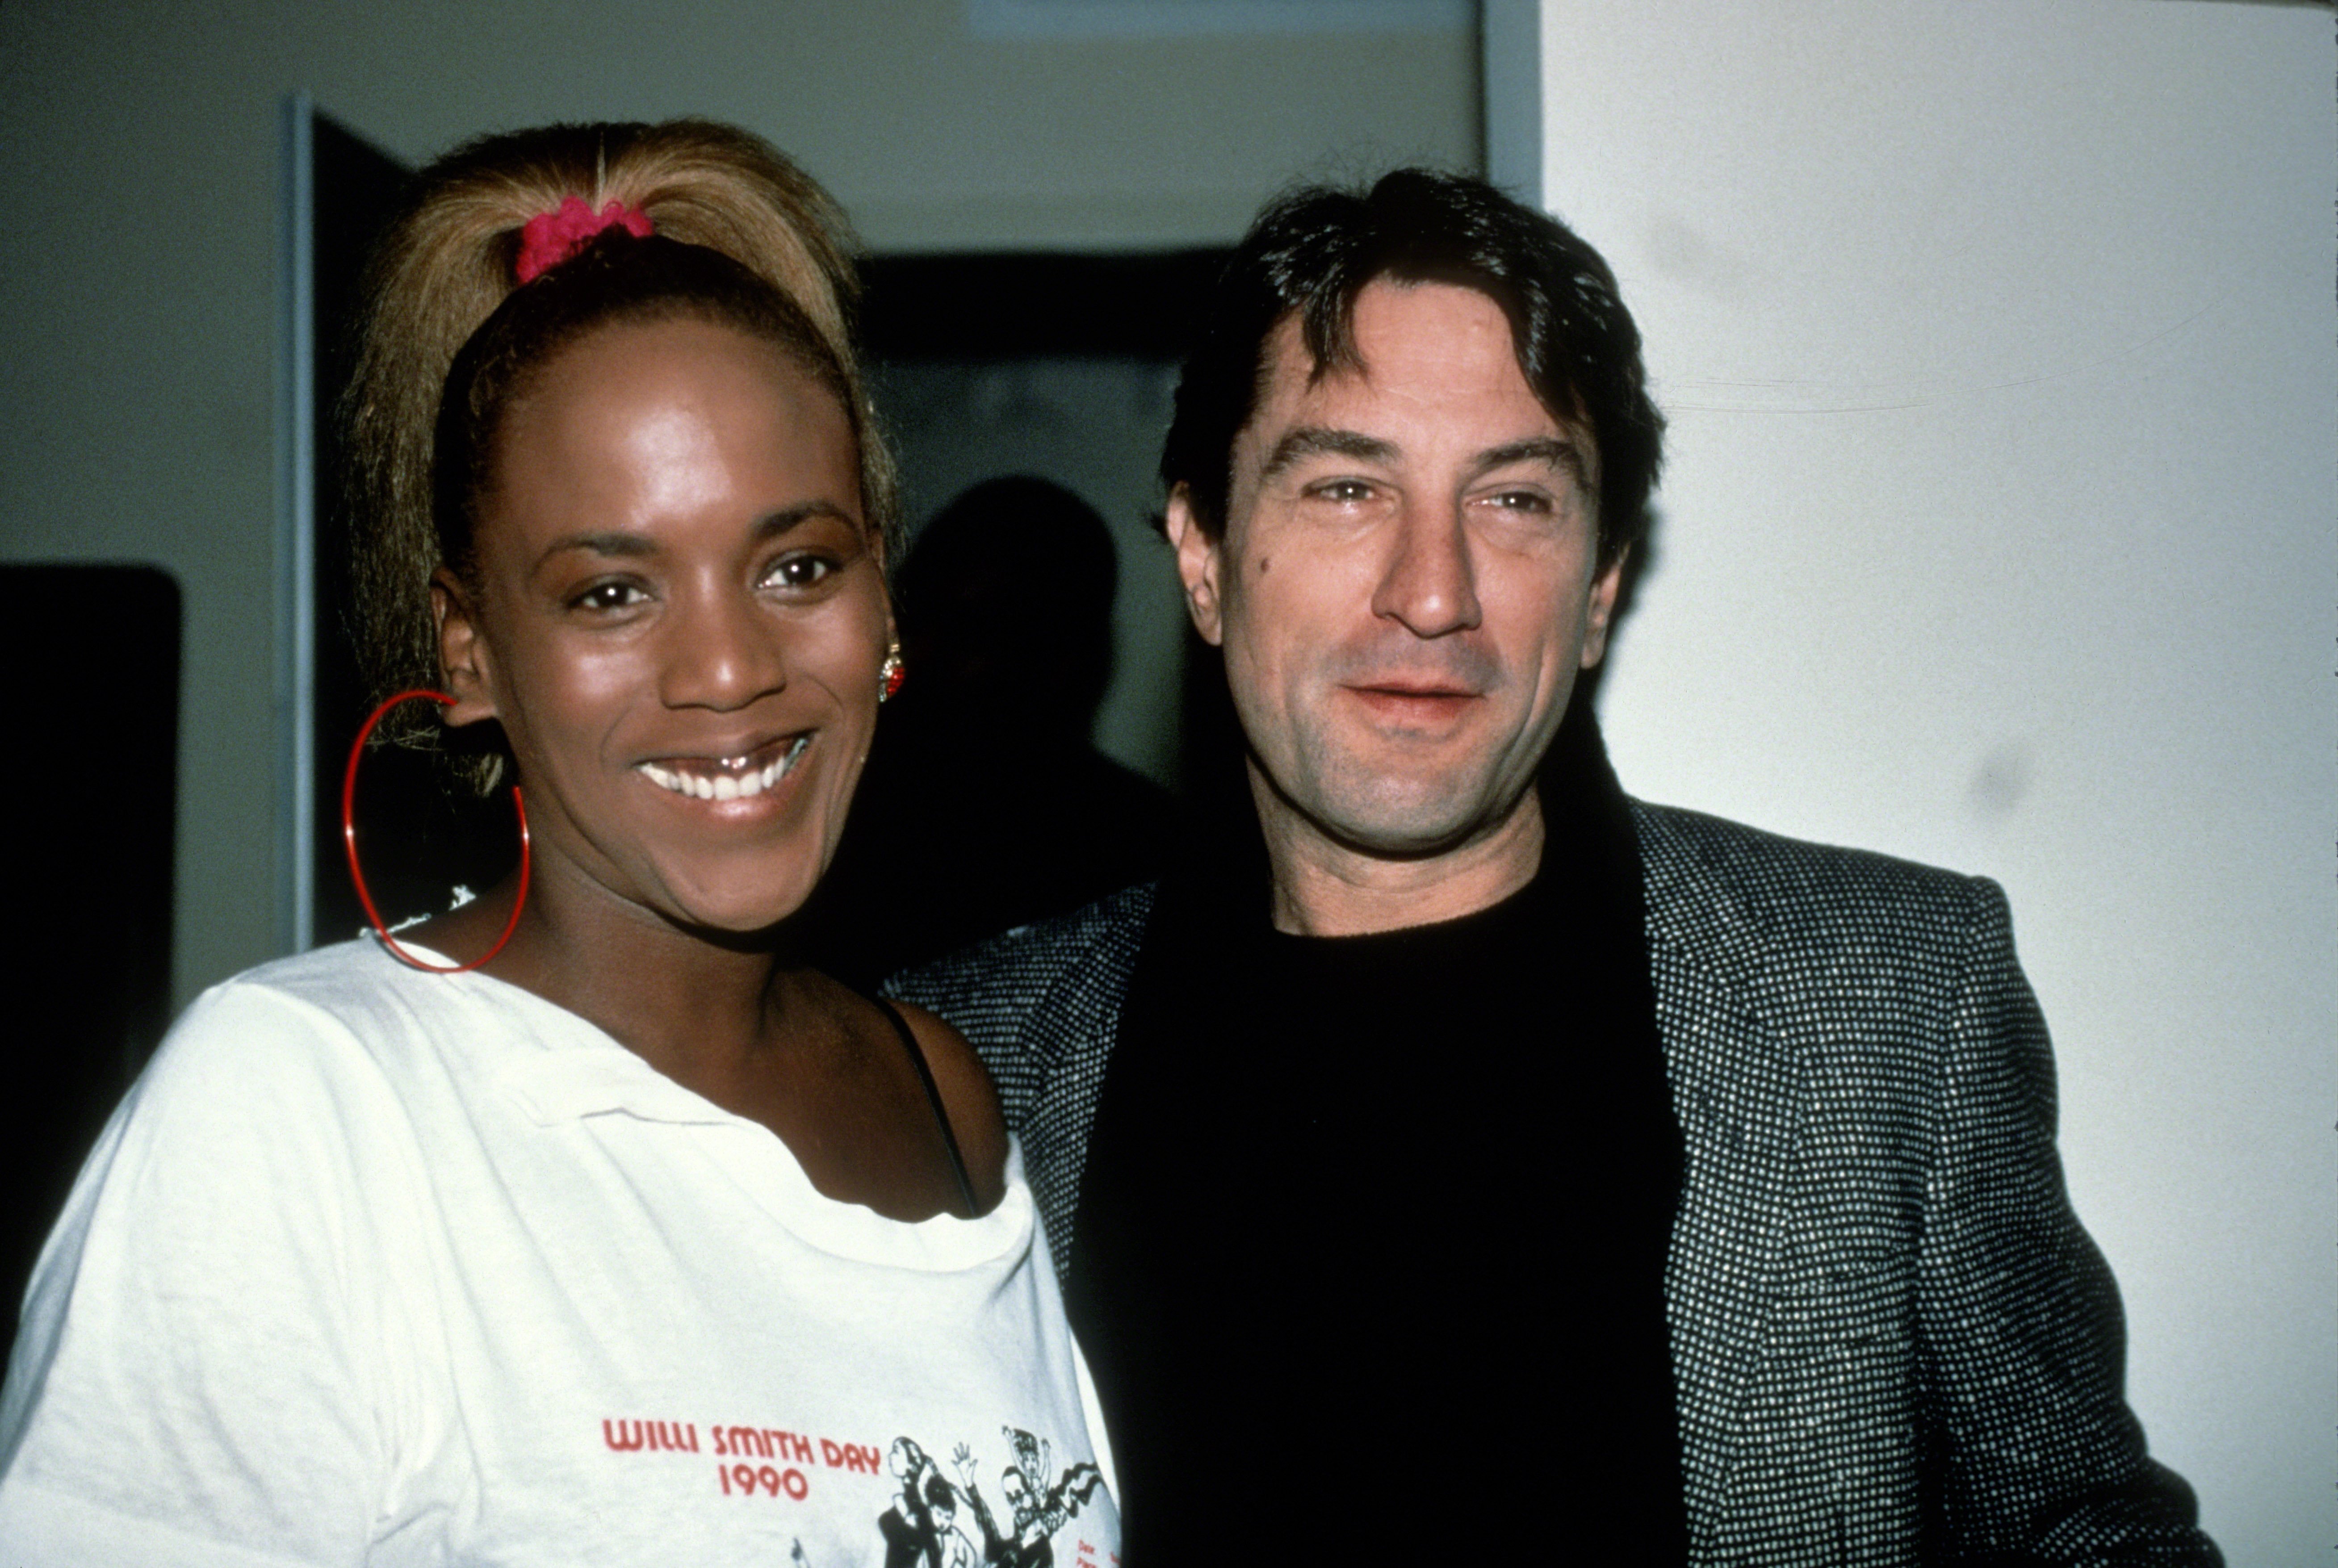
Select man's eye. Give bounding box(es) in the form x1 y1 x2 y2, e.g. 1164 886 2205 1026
1309 479 1376 504
572 581 647 611
765 554 836 590
1486 489 1554 514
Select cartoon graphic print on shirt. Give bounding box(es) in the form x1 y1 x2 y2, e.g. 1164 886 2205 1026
876 1430 1108 1568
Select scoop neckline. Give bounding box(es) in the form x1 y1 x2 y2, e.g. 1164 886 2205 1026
363 935 1034 1273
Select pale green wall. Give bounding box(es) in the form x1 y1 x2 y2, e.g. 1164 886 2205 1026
0 0 1477 1006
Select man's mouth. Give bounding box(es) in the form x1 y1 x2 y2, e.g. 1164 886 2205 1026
635 735 810 801
1345 683 1483 729
1357 682 1475 699
1352 680 1479 703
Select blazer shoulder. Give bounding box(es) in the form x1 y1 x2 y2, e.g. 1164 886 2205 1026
1630 800 2007 962
886 883 1156 1050
886 887 1155 1258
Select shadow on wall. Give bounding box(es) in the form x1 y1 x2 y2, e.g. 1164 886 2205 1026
809 478 1177 987
859 249 1233 793
795 248 1244 985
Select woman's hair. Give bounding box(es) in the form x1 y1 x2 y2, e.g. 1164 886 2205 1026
342 119 896 766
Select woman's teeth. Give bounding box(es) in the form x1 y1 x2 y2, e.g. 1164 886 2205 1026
637 737 808 801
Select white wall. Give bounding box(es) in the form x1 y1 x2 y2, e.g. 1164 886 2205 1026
1512 0 2333 1557
0 0 1476 1007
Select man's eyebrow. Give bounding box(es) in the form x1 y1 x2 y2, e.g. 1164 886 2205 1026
1471 436 1593 489
1257 426 1399 482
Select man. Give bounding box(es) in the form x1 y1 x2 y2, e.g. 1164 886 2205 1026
893 171 2216 1564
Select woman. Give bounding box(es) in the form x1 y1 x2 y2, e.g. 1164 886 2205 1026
0 122 1117 1565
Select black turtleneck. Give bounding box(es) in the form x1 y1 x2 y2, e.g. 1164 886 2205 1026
1066 707 1688 1565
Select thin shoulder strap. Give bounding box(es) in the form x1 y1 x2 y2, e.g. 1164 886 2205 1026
873 997 980 1219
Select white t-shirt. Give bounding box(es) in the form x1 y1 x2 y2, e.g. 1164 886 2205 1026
0 941 1119 1568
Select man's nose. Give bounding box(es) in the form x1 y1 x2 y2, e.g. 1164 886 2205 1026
659 587 787 710
1369 502 1482 638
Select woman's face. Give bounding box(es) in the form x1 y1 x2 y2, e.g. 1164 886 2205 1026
436 314 886 935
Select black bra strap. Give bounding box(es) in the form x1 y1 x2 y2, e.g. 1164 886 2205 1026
874 997 980 1219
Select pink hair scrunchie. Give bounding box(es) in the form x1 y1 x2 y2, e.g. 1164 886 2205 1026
514 196 654 284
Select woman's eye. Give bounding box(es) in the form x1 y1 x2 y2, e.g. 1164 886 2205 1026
764 555 836 590
572 581 647 612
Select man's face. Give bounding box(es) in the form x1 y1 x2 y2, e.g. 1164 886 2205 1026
1169 280 1622 861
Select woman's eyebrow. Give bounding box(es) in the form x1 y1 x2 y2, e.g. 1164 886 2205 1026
532 502 859 567
537 530 656 564
749 500 859 542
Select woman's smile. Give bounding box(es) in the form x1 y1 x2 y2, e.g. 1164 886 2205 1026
636 732 813 802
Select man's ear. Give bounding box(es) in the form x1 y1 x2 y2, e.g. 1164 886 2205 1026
432 569 500 726
1579 545 1629 671
1163 485 1226 648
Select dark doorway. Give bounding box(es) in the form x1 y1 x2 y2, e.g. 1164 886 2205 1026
809 250 1231 983
858 248 1230 793
0 565 180 1370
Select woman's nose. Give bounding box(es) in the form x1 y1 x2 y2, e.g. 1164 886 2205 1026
658 587 787 711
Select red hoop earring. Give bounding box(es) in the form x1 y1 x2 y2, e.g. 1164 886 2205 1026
342 688 529 974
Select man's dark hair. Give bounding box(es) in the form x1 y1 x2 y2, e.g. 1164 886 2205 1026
1160 168 1663 567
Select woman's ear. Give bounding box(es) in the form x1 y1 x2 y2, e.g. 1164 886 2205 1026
431 568 499 727
876 536 899 668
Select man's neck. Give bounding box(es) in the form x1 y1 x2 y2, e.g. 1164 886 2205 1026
1252 774 1546 937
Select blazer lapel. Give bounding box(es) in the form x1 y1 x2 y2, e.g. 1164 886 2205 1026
1635 805 1809 1533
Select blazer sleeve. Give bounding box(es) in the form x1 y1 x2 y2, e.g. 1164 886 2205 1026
1914 877 2219 1564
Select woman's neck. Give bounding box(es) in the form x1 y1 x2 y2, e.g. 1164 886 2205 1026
423 855 798 1086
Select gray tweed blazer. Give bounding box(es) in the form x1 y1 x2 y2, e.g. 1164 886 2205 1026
892 801 2217 1564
